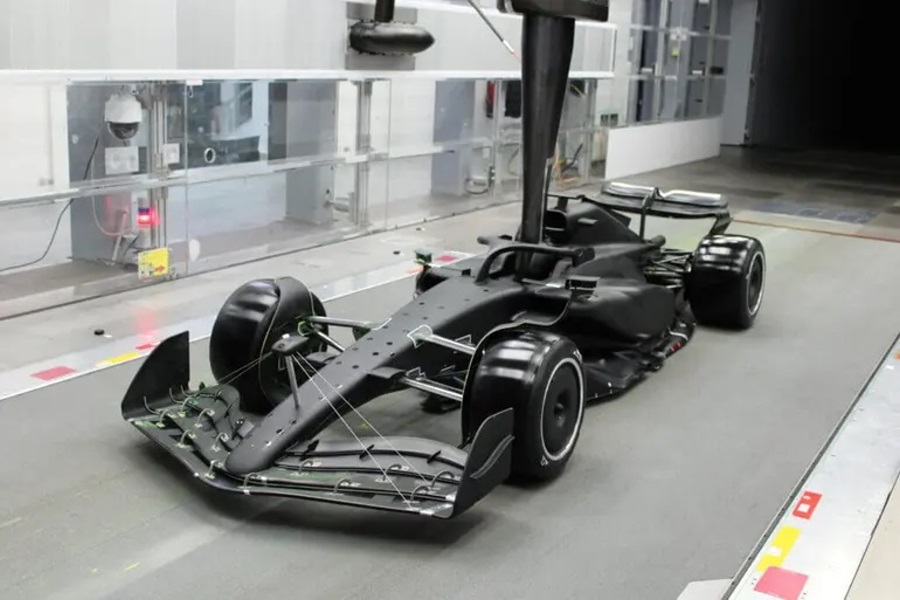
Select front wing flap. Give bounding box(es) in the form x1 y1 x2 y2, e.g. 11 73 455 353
122 333 514 519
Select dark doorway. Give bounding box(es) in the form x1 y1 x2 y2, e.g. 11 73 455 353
748 0 893 155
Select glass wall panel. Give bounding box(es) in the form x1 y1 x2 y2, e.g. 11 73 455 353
381 76 514 227
180 164 360 275
618 0 732 127
0 184 190 320
0 70 618 318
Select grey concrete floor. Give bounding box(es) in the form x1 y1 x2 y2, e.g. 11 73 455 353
616 147 900 242
2 212 900 599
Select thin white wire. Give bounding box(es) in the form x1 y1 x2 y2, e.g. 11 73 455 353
464 0 521 63
293 354 431 485
293 358 414 507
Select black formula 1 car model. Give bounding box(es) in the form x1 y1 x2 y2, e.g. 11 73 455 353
120 0 766 519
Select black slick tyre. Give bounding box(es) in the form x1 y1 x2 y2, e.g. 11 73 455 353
209 277 327 414
466 330 586 482
686 234 766 329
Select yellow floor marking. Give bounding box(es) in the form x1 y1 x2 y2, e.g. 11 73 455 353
97 351 142 367
756 525 801 572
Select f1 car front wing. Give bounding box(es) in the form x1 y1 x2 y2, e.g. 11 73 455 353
122 332 514 519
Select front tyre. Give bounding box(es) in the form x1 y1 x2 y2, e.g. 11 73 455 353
686 235 766 329
209 277 328 414
466 330 586 482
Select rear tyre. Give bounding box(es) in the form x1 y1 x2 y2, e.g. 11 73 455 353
209 277 327 414
466 330 585 482
686 235 765 329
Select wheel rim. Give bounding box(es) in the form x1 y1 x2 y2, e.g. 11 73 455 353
540 358 584 462
746 252 765 315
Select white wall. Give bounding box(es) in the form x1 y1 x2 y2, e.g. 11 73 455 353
604 116 723 179
0 83 72 271
0 0 615 72
721 0 757 146
0 84 68 197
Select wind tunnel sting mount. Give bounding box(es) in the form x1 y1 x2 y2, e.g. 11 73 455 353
349 0 435 55
496 0 610 275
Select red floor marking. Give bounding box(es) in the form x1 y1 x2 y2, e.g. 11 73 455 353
733 218 900 244
135 342 158 351
754 567 809 600
31 366 77 381
435 254 457 263
792 491 823 520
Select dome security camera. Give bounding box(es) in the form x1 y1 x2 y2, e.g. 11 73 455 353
104 93 143 141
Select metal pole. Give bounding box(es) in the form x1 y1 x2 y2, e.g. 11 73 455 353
517 14 576 257
652 0 670 120
580 80 598 184
286 357 303 411
489 78 506 198
353 80 373 228
702 0 719 117
373 0 395 22
399 377 463 402
148 83 168 251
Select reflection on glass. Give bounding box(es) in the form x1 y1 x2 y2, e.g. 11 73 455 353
176 81 266 168
182 164 359 276
66 81 188 184
621 0 733 126
0 71 616 319
174 79 353 171
0 187 189 320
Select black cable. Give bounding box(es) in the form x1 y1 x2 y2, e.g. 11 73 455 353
0 135 100 274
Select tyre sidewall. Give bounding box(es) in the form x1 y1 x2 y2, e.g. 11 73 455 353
514 337 586 480
688 235 766 329
743 246 766 323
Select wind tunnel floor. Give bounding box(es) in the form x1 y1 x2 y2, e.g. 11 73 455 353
1 204 900 600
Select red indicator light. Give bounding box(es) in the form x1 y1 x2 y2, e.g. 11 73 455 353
137 207 158 227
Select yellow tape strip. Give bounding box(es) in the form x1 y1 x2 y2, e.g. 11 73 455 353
756 525 801 572
97 351 142 367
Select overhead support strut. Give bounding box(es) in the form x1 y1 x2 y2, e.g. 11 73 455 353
518 15 576 248
496 1 609 275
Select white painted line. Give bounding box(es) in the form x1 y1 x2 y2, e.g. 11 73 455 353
726 333 900 600
677 580 730 600
0 251 472 402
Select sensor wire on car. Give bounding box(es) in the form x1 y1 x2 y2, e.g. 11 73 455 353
293 355 432 489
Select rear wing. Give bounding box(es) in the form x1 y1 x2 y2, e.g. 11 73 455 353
548 181 733 239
